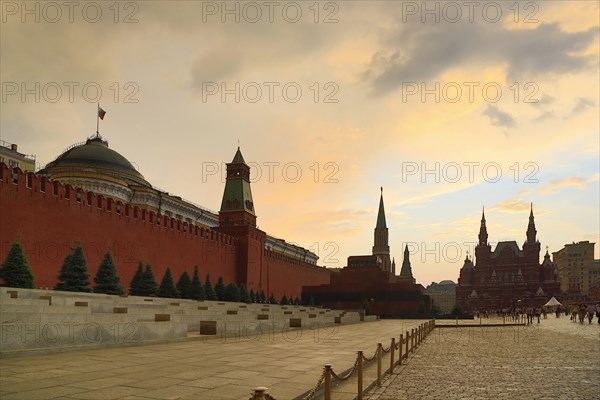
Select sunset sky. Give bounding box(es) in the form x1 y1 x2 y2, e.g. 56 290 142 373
2 1 599 286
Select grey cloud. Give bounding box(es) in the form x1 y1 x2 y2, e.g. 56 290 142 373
531 94 556 109
191 51 244 90
570 97 595 116
365 20 598 95
483 105 516 129
532 110 556 123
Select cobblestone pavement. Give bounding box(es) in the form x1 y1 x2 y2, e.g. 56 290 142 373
0 319 425 400
366 316 600 400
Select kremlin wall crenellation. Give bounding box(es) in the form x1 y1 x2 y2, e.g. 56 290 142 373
0 140 331 300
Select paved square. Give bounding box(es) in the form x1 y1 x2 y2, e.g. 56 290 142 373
0 319 425 400
367 317 600 400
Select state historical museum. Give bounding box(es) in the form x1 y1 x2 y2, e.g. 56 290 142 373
456 208 560 311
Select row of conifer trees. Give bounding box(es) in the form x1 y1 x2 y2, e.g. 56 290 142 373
0 240 303 305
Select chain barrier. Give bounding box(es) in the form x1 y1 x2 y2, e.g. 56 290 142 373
302 370 325 400
330 355 360 382
255 320 436 400
362 350 377 362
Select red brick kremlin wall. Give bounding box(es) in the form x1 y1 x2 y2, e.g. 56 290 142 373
0 164 330 298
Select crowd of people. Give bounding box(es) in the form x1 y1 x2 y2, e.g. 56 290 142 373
568 303 600 324
474 304 600 325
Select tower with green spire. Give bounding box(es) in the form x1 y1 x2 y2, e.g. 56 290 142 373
215 146 266 297
219 147 256 227
372 187 391 272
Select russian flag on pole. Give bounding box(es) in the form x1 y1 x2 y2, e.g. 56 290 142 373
98 107 106 120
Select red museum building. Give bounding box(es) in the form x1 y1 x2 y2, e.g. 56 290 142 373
456 207 560 312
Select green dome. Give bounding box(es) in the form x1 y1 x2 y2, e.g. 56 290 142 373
41 136 149 187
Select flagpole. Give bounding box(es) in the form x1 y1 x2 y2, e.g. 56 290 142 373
96 102 100 136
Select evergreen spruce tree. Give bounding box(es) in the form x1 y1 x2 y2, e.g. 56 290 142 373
239 284 250 303
224 283 241 302
158 267 180 298
0 240 35 288
55 245 91 292
189 266 205 300
93 252 124 295
249 289 256 303
176 271 192 299
214 276 226 301
430 302 441 317
137 264 158 296
280 294 288 305
451 302 463 317
259 290 266 303
294 297 300 306
204 274 217 300
129 262 144 295
269 293 277 304
362 300 371 316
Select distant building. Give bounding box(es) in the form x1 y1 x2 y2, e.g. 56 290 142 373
0 141 35 172
302 190 431 317
424 280 456 313
456 206 560 311
552 241 600 295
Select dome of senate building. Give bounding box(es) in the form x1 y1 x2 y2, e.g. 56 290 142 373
40 136 150 187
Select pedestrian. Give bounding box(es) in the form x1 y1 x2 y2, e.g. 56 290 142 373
526 306 534 325
578 304 586 324
571 306 578 322
535 307 541 323
596 305 600 324
587 304 595 324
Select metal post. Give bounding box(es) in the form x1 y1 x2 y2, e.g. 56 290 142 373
324 365 332 400
390 337 396 373
252 387 268 400
377 343 382 386
357 351 364 400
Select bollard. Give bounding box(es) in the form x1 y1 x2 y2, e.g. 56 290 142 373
405 331 409 360
251 387 269 400
324 365 332 400
377 343 383 386
357 351 364 400
399 333 404 363
390 337 396 373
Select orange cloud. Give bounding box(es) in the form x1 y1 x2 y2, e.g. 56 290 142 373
490 199 531 213
540 177 587 194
